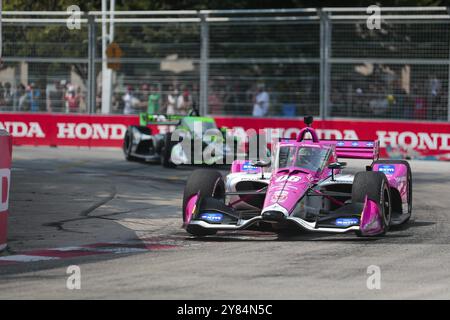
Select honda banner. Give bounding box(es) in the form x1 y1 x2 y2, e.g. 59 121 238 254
0 113 139 148
1 112 450 161
215 117 450 161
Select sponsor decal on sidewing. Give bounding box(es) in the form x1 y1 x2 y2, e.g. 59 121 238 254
242 161 259 173
335 218 359 227
200 213 223 223
377 165 395 175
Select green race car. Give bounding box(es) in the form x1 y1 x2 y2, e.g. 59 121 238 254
123 111 243 168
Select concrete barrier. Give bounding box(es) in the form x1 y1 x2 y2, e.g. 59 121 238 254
0 129 12 252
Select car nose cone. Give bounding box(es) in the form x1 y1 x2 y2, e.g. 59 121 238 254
262 211 285 222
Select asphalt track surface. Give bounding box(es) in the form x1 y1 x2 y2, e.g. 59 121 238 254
0 146 450 299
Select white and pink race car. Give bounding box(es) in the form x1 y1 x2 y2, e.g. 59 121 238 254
182 117 412 237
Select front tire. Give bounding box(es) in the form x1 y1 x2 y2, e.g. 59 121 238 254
352 171 391 236
182 169 225 236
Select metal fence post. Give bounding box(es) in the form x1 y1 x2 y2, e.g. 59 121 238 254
448 30 450 122
88 14 96 114
445 7 450 122
319 10 331 120
446 71 450 121
0 0 2 61
319 10 324 120
318 11 330 120
325 14 332 120
447 57 450 121
199 12 209 116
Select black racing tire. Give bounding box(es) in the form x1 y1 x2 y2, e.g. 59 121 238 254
161 133 176 168
182 169 225 236
372 159 412 220
352 171 391 237
123 126 150 162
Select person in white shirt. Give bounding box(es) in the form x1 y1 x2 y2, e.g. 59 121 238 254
252 84 270 117
165 86 177 115
122 85 140 115
177 88 192 115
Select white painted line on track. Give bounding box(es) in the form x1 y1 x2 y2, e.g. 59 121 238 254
86 247 149 254
0 255 59 262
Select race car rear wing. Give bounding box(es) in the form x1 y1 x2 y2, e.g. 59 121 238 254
139 107 200 126
322 140 379 160
139 113 184 126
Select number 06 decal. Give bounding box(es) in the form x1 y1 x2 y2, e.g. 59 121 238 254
275 175 301 182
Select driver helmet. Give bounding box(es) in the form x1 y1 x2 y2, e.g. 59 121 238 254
298 147 320 156
297 147 322 163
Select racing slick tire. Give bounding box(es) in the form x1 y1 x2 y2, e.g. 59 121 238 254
123 126 150 161
352 171 392 237
372 159 412 221
182 169 225 236
161 132 176 168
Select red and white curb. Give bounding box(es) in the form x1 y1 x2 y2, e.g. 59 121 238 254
0 239 180 266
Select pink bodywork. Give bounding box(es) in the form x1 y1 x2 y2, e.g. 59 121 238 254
263 167 314 213
373 163 409 204
184 125 391 236
261 127 387 236
261 127 328 214
263 138 335 215
359 196 384 236
184 193 199 225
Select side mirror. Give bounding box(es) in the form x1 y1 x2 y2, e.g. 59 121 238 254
328 162 347 170
250 159 271 168
328 162 346 181
250 159 271 179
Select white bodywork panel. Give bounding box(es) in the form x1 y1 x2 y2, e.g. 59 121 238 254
226 172 271 210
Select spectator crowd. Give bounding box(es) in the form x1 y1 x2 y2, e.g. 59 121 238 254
112 83 198 116
113 82 276 117
0 76 447 121
330 74 448 121
0 80 86 113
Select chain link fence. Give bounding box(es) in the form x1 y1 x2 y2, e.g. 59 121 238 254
0 8 449 121
327 8 450 121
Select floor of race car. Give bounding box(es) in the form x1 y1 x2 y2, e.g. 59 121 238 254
0 146 449 299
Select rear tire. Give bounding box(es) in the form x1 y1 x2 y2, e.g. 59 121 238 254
123 126 150 161
352 171 391 237
182 169 225 236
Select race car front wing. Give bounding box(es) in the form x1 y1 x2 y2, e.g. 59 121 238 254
186 195 384 236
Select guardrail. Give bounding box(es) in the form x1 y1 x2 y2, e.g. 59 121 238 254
0 129 12 252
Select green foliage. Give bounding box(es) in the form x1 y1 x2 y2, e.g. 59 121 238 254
2 0 445 88
4 0 446 11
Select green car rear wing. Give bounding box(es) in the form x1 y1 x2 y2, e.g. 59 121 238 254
139 113 186 126
138 106 203 126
